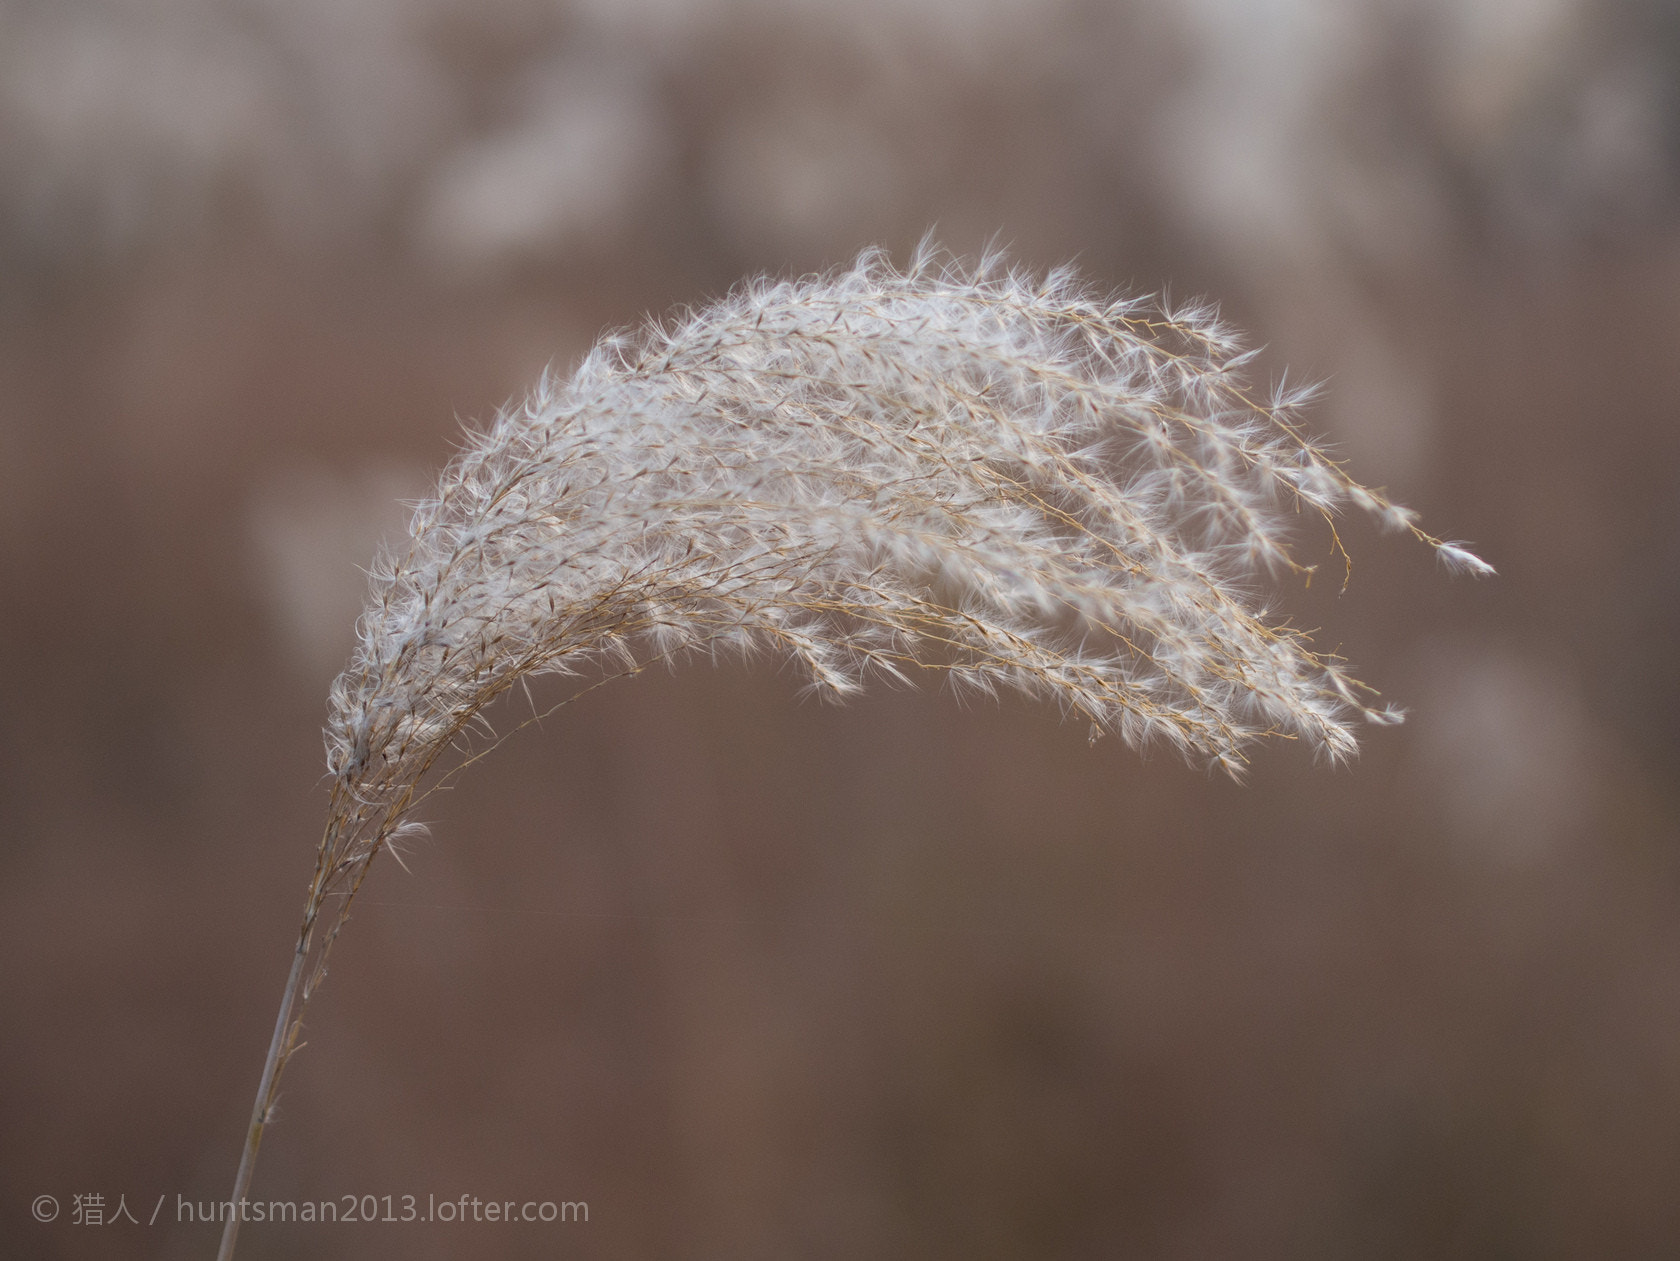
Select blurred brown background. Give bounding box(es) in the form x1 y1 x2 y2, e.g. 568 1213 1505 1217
3 1 1679 1257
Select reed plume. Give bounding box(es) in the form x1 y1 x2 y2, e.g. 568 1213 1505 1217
217 244 1489 1259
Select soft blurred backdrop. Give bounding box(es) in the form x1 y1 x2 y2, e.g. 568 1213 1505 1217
3 0 1679 1257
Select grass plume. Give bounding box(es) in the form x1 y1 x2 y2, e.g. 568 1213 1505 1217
217 243 1488 1259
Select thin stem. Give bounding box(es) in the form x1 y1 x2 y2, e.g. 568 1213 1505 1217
216 927 310 1261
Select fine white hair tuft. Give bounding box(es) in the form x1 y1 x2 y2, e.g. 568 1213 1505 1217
328 244 1486 809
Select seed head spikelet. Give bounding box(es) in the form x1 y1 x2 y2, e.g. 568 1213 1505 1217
216 244 1488 1260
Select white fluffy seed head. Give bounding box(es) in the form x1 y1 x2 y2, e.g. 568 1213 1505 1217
319 244 1489 870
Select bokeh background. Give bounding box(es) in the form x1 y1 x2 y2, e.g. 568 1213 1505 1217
4 0 1679 1257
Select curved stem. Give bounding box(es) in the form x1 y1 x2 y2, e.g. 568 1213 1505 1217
216 931 309 1261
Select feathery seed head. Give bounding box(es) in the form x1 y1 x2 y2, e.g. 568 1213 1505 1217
320 245 1489 870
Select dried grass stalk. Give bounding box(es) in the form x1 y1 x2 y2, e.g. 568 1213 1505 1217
217 244 1489 1259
